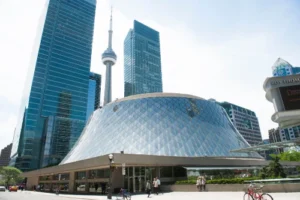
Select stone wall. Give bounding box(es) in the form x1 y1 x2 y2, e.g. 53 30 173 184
161 183 300 193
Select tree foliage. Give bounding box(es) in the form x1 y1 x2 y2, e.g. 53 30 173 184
259 156 286 179
0 166 22 186
278 150 300 162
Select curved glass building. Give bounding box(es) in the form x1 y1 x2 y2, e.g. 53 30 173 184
23 93 279 193
61 93 261 164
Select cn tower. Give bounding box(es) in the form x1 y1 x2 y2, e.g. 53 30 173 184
102 8 117 106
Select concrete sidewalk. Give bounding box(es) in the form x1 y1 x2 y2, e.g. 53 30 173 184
26 191 300 200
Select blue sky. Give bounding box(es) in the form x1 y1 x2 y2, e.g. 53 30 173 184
0 0 300 150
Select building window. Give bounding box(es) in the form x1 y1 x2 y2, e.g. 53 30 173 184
173 167 187 177
76 183 86 192
53 173 70 181
76 171 87 180
160 167 172 178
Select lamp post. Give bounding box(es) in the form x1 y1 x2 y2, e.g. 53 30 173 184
107 153 114 199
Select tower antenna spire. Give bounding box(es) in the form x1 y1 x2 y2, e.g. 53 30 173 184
110 6 113 31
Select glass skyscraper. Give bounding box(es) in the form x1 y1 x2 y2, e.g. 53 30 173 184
10 0 96 171
86 72 101 120
124 20 163 97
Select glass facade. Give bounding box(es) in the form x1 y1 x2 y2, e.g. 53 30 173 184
10 0 96 171
272 58 300 77
86 72 101 120
61 94 262 165
218 101 262 146
124 20 163 97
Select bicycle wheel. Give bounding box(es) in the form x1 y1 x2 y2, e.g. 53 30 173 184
261 193 273 200
244 193 254 200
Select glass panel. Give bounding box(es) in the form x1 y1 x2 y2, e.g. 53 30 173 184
61 96 262 165
76 171 87 180
160 167 172 178
76 183 86 192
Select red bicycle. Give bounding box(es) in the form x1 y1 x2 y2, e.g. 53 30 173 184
244 183 273 200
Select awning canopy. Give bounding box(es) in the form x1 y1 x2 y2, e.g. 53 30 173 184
230 138 300 153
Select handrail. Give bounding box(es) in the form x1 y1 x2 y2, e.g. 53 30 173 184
245 178 300 183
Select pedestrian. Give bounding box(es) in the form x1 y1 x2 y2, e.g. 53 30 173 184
153 178 158 195
156 177 162 194
55 186 60 195
202 176 206 191
146 180 151 198
196 177 201 191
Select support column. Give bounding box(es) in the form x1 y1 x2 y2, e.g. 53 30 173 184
85 171 89 193
133 166 136 193
68 172 75 193
127 167 130 192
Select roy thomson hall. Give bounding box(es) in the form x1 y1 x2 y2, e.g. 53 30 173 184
22 93 300 193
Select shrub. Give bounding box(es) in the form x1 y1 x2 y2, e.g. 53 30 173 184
175 177 258 185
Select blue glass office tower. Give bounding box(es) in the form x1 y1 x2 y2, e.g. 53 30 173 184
86 72 101 120
124 20 163 97
10 0 96 171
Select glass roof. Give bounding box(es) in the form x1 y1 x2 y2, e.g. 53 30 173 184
231 138 300 153
61 94 262 164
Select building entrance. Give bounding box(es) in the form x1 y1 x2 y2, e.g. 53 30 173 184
124 167 157 193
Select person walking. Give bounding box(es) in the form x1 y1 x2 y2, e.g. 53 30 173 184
156 177 162 194
146 180 151 198
202 176 206 191
153 178 158 195
196 177 201 191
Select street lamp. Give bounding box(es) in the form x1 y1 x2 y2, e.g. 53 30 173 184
107 153 114 199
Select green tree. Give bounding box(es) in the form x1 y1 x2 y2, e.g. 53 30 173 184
268 156 286 178
259 166 269 179
278 150 300 162
0 166 22 187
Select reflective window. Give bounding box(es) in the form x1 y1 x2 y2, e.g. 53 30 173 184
11 0 96 171
76 171 87 180
76 183 86 192
124 20 162 97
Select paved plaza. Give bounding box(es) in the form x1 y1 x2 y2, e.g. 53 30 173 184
0 191 300 200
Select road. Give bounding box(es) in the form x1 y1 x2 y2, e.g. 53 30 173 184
1 190 300 200
0 190 91 200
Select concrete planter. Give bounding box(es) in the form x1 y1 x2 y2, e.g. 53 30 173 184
161 183 300 193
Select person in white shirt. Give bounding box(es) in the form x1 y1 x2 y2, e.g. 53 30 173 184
153 178 158 195
156 177 162 194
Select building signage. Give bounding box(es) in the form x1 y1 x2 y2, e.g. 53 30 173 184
270 77 300 86
279 85 300 111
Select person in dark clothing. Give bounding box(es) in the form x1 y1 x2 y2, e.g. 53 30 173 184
95 183 99 192
146 180 151 198
101 183 106 194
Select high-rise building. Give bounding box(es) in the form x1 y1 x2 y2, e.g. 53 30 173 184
268 128 283 154
271 58 300 141
102 9 117 106
86 72 101 120
272 58 300 77
219 102 263 146
268 128 281 143
0 144 12 166
10 0 96 171
124 20 163 97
